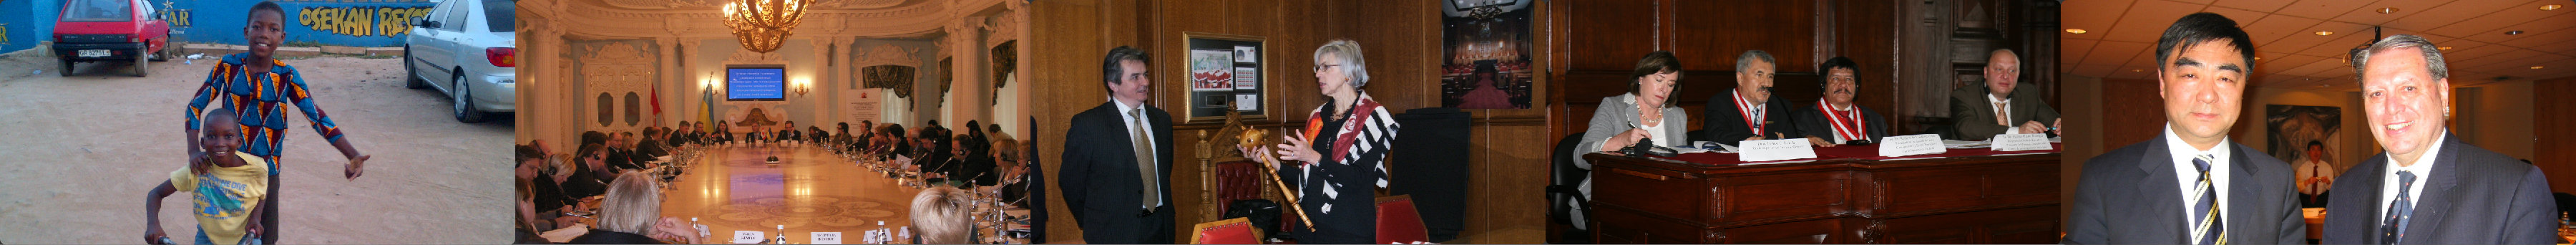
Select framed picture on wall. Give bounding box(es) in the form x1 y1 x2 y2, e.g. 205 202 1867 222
1182 32 1267 123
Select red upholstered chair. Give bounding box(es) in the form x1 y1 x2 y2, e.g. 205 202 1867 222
1376 195 1428 244
1191 218 1262 244
1211 160 1267 213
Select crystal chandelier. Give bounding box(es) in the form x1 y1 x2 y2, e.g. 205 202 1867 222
723 0 814 53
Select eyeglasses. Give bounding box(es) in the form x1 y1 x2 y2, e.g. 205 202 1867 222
1314 64 1343 72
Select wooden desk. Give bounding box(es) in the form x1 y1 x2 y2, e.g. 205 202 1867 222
1584 146 2061 244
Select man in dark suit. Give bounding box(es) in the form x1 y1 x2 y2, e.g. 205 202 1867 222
607 132 645 170
2064 13 2304 245
1791 57 1889 147
1948 49 2062 140
2321 34 2555 245
780 121 803 143
1702 49 1799 146
1058 46 1176 244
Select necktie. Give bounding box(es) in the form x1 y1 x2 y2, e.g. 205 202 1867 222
1128 107 1161 212
1750 105 1765 128
1994 102 2011 127
2382 171 2418 244
2191 154 2225 245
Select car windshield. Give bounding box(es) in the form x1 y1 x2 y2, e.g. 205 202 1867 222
484 0 516 32
60 0 132 22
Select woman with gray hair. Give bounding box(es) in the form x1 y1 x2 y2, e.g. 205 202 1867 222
567 172 701 244
1241 39 1400 244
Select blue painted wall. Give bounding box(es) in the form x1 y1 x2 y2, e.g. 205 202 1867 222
170 0 436 47
1 0 67 54
0 0 433 54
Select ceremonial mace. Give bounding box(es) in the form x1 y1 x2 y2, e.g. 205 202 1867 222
1238 128 1317 231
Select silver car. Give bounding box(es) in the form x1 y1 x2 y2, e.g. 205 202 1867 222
405 0 514 123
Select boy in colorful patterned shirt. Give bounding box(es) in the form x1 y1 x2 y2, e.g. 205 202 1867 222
182 2 372 243
146 109 270 245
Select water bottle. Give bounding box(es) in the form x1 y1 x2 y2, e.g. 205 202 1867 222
693 217 709 239
775 224 788 244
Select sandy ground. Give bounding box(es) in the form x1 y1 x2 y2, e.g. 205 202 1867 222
0 50 514 244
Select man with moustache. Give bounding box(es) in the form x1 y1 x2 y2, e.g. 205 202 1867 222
1792 57 1888 147
2064 13 2304 245
1702 50 1799 146
1949 49 2062 140
2320 34 2553 244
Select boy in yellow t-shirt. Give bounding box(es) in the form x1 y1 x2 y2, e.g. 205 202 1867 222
146 109 270 245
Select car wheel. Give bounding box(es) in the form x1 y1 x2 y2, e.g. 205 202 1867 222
404 48 429 89
133 48 150 77
452 70 490 123
150 39 174 62
59 59 74 77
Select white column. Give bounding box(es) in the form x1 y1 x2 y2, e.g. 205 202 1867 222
657 37 680 127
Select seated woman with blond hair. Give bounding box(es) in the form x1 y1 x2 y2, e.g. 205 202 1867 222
567 172 704 244
911 186 975 244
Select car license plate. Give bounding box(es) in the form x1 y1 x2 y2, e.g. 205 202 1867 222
78 49 109 57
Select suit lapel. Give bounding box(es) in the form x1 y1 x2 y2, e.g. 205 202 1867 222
2132 138 2190 243
2345 155 2391 245
2396 135 2467 244
2223 143 2266 244
1102 105 1144 183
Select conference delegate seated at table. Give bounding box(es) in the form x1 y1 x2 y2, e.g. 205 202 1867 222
1569 50 1690 231
562 143 613 198
1948 49 2060 140
1790 57 1890 147
1702 49 1800 147
910 186 975 244
565 172 704 244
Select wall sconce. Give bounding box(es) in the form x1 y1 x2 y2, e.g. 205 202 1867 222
704 72 721 91
791 79 813 97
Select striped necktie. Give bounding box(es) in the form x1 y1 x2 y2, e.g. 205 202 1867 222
2190 154 2225 245
2381 171 2418 244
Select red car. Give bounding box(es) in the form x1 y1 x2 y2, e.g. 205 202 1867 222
52 0 177 77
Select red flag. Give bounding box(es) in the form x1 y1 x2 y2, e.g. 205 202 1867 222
650 87 664 115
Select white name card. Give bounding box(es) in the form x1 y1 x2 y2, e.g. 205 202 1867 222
1736 139 1818 162
732 231 766 244
1991 133 2054 152
811 231 843 244
1878 134 1948 157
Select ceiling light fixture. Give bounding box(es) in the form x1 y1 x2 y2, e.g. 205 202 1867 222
2437 47 2453 50
2535 66 2547 69
2544 4 2562 11
2066 29 2087 34
723 0 814 53
2132 69 2145 72
2377 7 2398 14
2316 31 2336 36
2507 30 2525 35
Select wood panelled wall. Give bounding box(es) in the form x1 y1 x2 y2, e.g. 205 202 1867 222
2535 77 2576 193
2097 78 2165 153
1545 0 2057 143
1030 0 1548 243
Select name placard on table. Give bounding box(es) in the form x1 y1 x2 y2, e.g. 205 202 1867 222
732 231 766 244
1737 138 1818 162
1991 133 2054 152
1878 134 1948 157
811 231 843 244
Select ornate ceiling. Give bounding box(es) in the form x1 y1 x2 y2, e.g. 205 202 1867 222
595 0 928 10
523 0 1013 39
